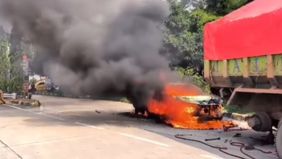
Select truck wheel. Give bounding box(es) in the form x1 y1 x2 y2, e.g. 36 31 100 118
277 120 282 159
247 112 272 132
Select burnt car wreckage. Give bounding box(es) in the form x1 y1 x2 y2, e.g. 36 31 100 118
131 83 225 122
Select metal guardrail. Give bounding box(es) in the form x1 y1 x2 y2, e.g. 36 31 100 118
3 93 17 99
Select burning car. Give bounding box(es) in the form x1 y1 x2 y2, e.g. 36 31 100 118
142 83 234 130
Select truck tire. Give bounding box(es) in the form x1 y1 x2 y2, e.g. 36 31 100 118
277 120 282 159
247 112 272 132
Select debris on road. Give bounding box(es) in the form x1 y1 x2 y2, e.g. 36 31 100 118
233 133 242 138
205 137 221 141
95 110 102 114
175 134 274 159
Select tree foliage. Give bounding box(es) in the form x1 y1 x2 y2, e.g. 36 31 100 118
164 0 252 70
163 0 252 91
0 40 10 92
206 0 253 16
0 40 24 93
177 67 210 93
7 26 25 93
163 1 217 70
0 26 25 93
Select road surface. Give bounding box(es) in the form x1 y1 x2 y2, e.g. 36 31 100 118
0 95 278 159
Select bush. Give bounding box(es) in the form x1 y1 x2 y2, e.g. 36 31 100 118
177 67 210 94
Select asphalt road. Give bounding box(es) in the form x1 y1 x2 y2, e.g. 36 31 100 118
0 95 279 159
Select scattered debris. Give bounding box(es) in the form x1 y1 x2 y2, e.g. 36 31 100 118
234 133 242 138
175 134 274 159
245 145 255 150
205 137 221 141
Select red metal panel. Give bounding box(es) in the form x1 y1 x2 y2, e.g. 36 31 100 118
204 0 282 60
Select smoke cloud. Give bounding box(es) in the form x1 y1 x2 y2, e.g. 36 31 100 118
0 0 170 110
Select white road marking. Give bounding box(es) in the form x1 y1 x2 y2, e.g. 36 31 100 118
7 105 170 148
7 105 30 112
200 154 224 159
12 135 96 147
118 132 170 148
75 122 105 130
7 105 65 121
36 112 65 121
7 105 106 130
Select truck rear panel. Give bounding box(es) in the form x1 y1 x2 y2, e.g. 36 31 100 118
204 54 282 88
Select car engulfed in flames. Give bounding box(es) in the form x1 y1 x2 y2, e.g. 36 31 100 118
145 83 235 130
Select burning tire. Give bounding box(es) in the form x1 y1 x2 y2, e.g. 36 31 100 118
277 120 282 159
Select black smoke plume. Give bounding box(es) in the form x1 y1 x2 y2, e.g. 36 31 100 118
0 0 170 110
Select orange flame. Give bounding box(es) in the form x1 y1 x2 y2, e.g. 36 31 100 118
148 84 235 130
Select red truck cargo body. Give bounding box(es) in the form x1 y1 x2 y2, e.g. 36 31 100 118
204 1 282 157
204 0 282 61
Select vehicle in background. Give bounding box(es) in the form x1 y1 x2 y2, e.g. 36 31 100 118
204 0 282 158
33 79 60 94
35 80 47 92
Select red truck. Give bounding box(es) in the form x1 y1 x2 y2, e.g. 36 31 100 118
204 0 282 157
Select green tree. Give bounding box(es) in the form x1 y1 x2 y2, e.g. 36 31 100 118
177 67 210 93
0 40 11 92
163 2 217 70
163 0 252 91
205 0 253 16
0 37 24 93
8 25 24 93
164 0 252 70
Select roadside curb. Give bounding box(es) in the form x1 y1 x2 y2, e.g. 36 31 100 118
6 99 41 107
